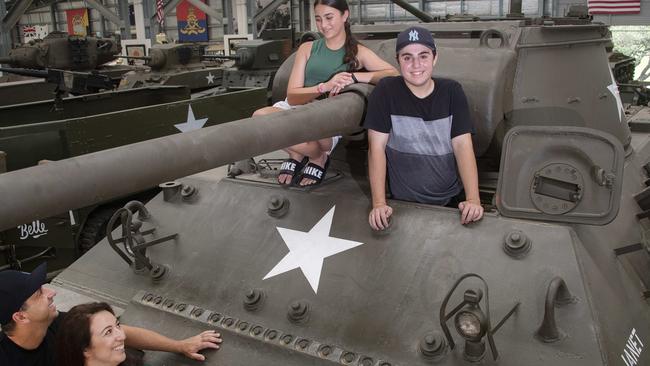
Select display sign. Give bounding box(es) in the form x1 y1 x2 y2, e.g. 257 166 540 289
176 0 208 42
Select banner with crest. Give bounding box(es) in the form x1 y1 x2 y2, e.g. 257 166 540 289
66 8 89 36
176 0 208 42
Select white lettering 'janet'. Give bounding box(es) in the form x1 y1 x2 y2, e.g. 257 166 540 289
409 30 419 42
303 166 322 179
621 328 644 366
18 220 49 240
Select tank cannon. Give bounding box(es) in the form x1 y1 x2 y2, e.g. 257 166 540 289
0 67 115 96
0 15 648 366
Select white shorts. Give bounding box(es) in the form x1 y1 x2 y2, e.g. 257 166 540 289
273 98 341 154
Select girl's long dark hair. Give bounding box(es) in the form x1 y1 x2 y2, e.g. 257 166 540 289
314 0 359 71
56 302 142 366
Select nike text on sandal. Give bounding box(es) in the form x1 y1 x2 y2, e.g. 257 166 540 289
278 157 308 185
298 158 330 187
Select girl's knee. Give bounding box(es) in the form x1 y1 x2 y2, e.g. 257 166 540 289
253 107 279 117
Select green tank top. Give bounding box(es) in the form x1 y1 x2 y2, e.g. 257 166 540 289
303 38 348 87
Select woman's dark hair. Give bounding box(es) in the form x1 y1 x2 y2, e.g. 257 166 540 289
314 0 359 71
56 302 141 366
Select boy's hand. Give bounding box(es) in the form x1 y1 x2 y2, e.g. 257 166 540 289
458 200 483 224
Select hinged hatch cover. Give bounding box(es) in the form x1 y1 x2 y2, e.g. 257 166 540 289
496 126 624 225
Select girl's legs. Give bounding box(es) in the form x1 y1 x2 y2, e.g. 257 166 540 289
286 138 332 186
251 106 332 186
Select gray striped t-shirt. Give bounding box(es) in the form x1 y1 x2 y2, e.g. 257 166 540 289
364 76 474 205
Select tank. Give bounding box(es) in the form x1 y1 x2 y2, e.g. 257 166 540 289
0 15 649 366
0 31 128 75
0 31 133 104
118 39 292 95
0 80 268 273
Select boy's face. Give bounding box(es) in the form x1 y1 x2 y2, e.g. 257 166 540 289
397 43 437 88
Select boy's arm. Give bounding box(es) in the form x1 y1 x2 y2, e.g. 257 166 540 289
451 133 484 224
368 129 392 230
122 325 221 361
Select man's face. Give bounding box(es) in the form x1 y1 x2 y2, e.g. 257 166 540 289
397 43 437 88
22 286 57 324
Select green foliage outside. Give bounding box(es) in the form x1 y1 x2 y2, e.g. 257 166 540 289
610 26 650 81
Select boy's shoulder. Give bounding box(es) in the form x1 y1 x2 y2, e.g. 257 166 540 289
433 77 462 89
376 75 404 89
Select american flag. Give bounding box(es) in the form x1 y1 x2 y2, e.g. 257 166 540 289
588 0 641 14
156 0 165 27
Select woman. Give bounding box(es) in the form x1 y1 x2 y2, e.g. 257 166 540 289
56 302 140 366
253 0 398 187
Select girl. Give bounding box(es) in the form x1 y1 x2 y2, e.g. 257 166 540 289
253 0 397 186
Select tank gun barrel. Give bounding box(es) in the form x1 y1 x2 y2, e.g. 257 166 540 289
0 86 371 231
0 56 15 65
0 67 48 78
390 0 436 22
202 54 239 60
117 55 153 61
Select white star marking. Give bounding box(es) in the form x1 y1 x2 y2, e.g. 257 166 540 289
174 105 208 132
206 72 215 84
607 68 625 123
263 206 364 293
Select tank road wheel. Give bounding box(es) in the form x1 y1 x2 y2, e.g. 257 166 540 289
78 206 121 253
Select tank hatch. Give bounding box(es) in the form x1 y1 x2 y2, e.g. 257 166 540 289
496 126 624 225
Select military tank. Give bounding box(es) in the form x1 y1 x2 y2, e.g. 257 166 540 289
0 31 132 105
118 39 292 96
0 12 648 366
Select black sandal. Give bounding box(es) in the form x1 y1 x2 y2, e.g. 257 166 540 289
298 157 330 187
278 157 308 185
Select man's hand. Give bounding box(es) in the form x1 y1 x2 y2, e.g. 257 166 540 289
178 330 222 361
369 204 393 231
458 200 483 224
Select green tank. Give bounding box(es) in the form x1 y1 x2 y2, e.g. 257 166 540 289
0 31 133 105
0 12 648 366
118 39 292 95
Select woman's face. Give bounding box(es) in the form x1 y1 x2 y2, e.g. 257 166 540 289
314 4 348 40
84 311 126 366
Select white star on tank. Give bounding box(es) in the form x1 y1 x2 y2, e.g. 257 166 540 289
174 105 208 132
607 68 625 123
206 72 215 84
263 206 364 293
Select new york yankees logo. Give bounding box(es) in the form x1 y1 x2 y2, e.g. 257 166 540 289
409 29 419 41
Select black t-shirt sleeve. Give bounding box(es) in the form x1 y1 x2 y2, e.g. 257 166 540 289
449 81 474 138
363 79 392 134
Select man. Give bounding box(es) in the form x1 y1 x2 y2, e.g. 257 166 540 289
365 26 484 230
0 263 222 365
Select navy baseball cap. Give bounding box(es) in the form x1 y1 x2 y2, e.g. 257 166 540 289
0 262 47 325
396 26 437 54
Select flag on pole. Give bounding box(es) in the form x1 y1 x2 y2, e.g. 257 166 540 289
588 0 641 14
156 0 165 27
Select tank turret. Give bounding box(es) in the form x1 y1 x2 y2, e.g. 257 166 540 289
0 31 121 70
